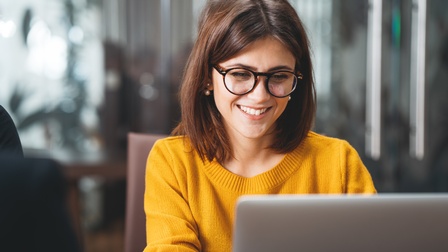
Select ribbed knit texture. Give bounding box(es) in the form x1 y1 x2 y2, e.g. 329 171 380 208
144 131 376 252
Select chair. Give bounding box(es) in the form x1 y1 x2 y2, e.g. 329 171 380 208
124 132 166 252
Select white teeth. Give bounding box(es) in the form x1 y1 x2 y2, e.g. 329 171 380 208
239 105 268 116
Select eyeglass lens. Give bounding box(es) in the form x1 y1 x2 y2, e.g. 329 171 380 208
224 68 297 97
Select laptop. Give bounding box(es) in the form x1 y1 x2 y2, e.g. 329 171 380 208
232 194 448 252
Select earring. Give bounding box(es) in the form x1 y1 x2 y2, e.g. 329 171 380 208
205 83 211 96
288 96 291 101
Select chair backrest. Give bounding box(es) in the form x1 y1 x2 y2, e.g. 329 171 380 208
124 132 166 252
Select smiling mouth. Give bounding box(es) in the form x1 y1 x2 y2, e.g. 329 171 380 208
238 105 269 116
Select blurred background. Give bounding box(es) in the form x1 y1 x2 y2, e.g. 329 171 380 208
0 0 447 251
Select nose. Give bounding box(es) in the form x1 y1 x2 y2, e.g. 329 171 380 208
247 76 271 101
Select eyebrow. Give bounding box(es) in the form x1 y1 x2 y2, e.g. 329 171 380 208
223 63 294 72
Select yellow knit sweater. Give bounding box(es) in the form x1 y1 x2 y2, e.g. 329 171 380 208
144 132 376 252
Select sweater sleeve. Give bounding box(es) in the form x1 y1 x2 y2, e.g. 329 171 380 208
144 140 201 252
340 140 377 194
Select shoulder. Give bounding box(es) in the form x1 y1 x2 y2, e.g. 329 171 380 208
300 131 360 159
147 135 203 183
152 135 192 152
302 132 376 193
150 135 197 161
305 131 352 149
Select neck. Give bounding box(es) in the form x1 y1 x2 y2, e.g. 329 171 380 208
222 135 285 178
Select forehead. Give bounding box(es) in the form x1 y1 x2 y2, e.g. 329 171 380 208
220 36 296 70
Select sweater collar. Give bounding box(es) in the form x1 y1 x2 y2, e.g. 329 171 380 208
202 138 308 193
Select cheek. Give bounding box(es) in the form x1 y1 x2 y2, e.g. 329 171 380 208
213 88 232 113
211 72 222 91
276 99 289 115
211 75 231 104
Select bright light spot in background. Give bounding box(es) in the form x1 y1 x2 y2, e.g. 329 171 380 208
0 1 104 154
26 19 67 79
0 18 16 38
69 25 84 44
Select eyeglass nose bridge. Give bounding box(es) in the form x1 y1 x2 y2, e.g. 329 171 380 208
253 71 275 81
244 72 272 96
251 72 267 85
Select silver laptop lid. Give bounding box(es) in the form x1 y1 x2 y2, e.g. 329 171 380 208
232 194 448 252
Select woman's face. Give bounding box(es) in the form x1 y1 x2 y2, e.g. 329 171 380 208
211 36 295 142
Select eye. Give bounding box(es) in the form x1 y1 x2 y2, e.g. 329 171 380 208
270 72 292 83
228 69 253 81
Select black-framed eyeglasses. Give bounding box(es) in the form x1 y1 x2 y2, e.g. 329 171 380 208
213 65 302 98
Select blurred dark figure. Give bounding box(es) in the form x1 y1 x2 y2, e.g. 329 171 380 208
429 34 448 191
0 158 81 252
0 105 23 157
0 105 80 252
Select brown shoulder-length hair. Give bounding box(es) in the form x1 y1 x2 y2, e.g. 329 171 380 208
172 0 316 163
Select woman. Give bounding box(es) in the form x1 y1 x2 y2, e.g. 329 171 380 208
144 0 376 251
